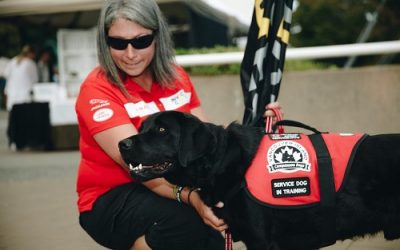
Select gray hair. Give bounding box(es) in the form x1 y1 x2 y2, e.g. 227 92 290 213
97 0 177 95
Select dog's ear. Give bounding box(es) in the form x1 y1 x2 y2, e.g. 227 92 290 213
177 113 216 167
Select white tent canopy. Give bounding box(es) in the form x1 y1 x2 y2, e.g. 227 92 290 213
197 0 252 27
0 0 104 16
0 0 253 28
0 0 178 16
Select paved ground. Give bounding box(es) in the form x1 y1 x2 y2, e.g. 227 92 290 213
0 109 399 250
0 110 104 250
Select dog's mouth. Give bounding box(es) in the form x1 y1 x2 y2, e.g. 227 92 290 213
128 161 174 181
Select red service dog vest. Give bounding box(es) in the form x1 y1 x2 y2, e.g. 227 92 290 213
244 133 367 207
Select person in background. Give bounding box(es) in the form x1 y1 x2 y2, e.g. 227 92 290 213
0 56 10 110
37 47 55 83
0 77 5 110
4 45 38 111
75 1 282 249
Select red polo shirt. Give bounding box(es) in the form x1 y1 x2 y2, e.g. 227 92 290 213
75 66 201 212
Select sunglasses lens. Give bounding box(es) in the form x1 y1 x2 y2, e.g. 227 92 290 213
107 37 129 50
107 34 154 50
131 34 154 49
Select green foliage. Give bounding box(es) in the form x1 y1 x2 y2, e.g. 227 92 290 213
177 46 241 75
183 63 241 75
178 47 336 75
175 45 241 55
0 17 58 59
0 21 21 58
291 0 400 66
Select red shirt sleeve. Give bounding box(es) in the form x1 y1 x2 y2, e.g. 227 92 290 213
75 74 133 136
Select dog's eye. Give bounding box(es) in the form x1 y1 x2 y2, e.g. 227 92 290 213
158 127 166 133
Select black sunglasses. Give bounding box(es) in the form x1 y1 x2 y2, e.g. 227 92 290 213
107 34 155 50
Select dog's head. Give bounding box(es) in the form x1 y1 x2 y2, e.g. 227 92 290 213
119 111 218 187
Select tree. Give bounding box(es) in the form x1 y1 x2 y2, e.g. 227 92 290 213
0 21 21 58
291 0 400 66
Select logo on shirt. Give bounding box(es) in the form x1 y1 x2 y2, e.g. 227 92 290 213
267 141 311 173
89 99 109 105
89 99 110 111
93 108 114 122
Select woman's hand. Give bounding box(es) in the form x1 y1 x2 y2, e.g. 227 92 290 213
190 191 228 232
263 101 283 120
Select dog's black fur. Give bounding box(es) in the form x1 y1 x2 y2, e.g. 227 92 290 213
119 111 400 250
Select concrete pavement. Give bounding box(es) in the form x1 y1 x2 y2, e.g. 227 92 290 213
0 110 104 250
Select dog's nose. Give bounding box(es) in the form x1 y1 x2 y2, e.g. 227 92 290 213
119 138 133 150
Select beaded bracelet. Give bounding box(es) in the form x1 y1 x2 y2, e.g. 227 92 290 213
172 185 181 201
176 186 184 203
172 185 178 198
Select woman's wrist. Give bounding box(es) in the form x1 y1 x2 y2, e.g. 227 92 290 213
187 188 203 211
172 185 184 202
188 188 201 206
171 185 201 206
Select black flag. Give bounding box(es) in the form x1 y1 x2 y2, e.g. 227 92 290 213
241 0 294 127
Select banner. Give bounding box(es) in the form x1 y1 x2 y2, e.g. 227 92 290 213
241 0 294 127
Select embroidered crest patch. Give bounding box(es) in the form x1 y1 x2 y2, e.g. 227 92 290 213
267 141 311 173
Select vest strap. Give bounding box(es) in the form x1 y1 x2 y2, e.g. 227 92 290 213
309 134 336 247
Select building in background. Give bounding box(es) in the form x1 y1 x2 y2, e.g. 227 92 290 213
0 0 254 97
0 0 252 49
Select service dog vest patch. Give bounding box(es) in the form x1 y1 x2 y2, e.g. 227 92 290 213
244 133 367 207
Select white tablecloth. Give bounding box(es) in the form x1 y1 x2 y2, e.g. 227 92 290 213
33 83 77 126
50 98 77 126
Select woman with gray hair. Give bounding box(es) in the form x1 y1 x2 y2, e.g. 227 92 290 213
75 0 281 249
75 0 227 249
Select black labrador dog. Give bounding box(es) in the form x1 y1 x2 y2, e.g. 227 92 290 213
119 111 400 250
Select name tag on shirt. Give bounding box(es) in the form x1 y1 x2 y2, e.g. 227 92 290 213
124 101 160 118
159 90 191 110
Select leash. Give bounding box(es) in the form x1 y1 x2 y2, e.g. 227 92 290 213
225 229 232 250
265 107 284 133
224 107 284 250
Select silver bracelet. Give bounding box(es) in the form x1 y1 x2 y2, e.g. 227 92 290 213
176 186 184 203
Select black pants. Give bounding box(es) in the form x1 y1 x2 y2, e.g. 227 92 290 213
79 183 224 250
